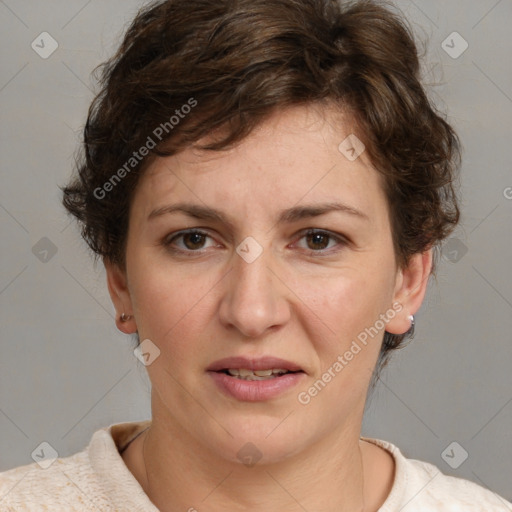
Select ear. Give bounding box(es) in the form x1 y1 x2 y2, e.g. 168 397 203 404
104 260 137 334
385 248 433 335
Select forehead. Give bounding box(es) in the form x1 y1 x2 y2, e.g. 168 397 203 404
132 104 388 226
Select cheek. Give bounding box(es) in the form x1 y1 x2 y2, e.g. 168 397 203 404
296 265 396 389
305 265 394 335
128 258 221 361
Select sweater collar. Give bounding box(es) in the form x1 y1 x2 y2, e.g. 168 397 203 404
88 420 407 511
88 420 158 511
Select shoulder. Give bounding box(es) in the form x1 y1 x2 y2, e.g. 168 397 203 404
402 457 511 511
362 437 512 511
0 449 102 512
0 420 153 511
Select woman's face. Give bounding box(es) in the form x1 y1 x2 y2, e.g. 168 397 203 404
107 104 429 464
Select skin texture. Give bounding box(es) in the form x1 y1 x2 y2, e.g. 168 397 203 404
106 104 432 512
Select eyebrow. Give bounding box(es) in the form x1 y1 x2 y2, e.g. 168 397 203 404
148 201 369 227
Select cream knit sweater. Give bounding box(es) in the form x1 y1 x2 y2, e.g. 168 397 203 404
1 420 510 511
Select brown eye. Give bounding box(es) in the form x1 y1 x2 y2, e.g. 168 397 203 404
295 229 348 255
305 232 331 251
164 229 215 254
181 232 207 250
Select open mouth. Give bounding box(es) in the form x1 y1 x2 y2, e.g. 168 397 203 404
208 358 306 401
218 368 302 381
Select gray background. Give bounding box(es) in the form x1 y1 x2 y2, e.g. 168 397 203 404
1 0 511 504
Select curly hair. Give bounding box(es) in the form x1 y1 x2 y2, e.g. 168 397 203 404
62 0 461 370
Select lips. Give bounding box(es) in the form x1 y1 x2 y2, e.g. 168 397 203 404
206 356 304 374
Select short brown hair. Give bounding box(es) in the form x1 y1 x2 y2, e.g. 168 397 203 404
62 0 461 367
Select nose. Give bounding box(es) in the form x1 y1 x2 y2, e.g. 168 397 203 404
218 242 291 339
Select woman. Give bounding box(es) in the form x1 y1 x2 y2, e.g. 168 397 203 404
1 0 510 510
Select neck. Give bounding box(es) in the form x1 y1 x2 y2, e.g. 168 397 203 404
137 403 368 512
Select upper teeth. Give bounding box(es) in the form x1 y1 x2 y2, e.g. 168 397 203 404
227 368 288 377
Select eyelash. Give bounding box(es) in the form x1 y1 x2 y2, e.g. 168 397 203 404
163 228 348 257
